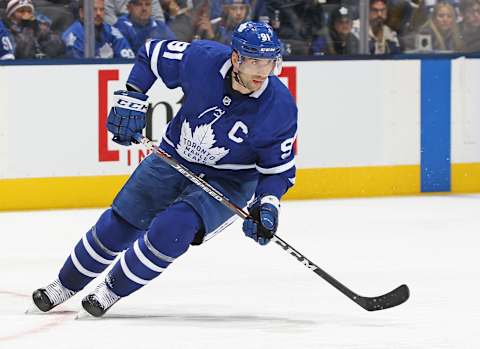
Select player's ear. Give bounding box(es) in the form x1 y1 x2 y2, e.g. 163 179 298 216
231 50 239 66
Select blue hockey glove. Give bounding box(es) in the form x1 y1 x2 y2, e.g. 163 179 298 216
107 90 148 146
242 195 279 246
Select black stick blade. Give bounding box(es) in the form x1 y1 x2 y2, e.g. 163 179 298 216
358 284 410 311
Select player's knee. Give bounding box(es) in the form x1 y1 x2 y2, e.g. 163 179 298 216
147 202 202 258
95 208 143 252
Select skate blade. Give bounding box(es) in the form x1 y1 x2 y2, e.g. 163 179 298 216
74 309 92 320
25 301 44 315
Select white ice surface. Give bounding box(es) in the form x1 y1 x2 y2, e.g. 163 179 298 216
1 196 479 348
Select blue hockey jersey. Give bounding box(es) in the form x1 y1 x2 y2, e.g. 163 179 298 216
114 15 175 54
127 40 297 199
0 21 15 60
62 20 135 59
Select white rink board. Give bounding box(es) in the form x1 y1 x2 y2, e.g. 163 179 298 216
451 57 480 163
295 59 420 168
1 58 479 180
0 64 182 179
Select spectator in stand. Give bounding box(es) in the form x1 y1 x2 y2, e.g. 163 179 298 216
4 0 65 58
410 1 464 52
104 0 165 25
209 0 222 21
32 0 76 33
459 0 480 52
160 0 214 42
62 0 135 58
212 0 250 45
369 0 401 54
192 0 216 40
115 0 175 53
265 0 324 55
0 19 15 59
385 0 415 38
160 0 194 41
406 0 441 37
251 0 267 21
311 5 359 55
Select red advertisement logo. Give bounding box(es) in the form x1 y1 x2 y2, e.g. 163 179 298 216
98 66 298 164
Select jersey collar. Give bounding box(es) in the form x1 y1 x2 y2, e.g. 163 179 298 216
219 58 269 99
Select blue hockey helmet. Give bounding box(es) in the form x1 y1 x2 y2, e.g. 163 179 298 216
231 21 281 60
231 21 282 75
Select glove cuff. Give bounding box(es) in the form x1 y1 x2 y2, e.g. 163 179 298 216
113 91 149 112
260 195 280 210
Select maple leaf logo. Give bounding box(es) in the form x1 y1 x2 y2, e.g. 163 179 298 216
176 120 230 165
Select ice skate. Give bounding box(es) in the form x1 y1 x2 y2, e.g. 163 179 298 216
30 279 76 313
81 281 121 317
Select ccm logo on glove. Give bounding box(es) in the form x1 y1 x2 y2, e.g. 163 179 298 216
116 97 149 112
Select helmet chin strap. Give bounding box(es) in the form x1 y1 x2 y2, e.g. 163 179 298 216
232 56 254 93
231 53 250 91
232 69 248 90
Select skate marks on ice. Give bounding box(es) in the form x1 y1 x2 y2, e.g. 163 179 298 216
73 306 406 331
75 308 314 329
0 290 74 342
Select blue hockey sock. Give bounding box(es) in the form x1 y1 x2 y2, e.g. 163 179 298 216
59 209 143 291
106 202 202 297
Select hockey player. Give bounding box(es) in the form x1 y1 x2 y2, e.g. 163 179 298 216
32 21 297 317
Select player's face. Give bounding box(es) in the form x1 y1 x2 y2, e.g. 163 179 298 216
239 57 276 91
232 53 273 92
239 57 275 77
237 69 268 92
128 0 152 24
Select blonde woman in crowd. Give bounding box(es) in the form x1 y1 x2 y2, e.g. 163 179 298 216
416 1 464 52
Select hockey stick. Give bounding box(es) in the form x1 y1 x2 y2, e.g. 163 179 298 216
133 133 410 311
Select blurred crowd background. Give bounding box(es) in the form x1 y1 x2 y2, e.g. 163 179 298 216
1 0 479 60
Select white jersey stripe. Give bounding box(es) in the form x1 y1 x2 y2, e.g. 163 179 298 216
162 134 175 148
145 40 152 58
82 235 113 265
71 250 100 278
120 253 149 285
163 52 183 60
256 158 296 174
219 59 232 78
150 40 165 79
133 240 165 273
